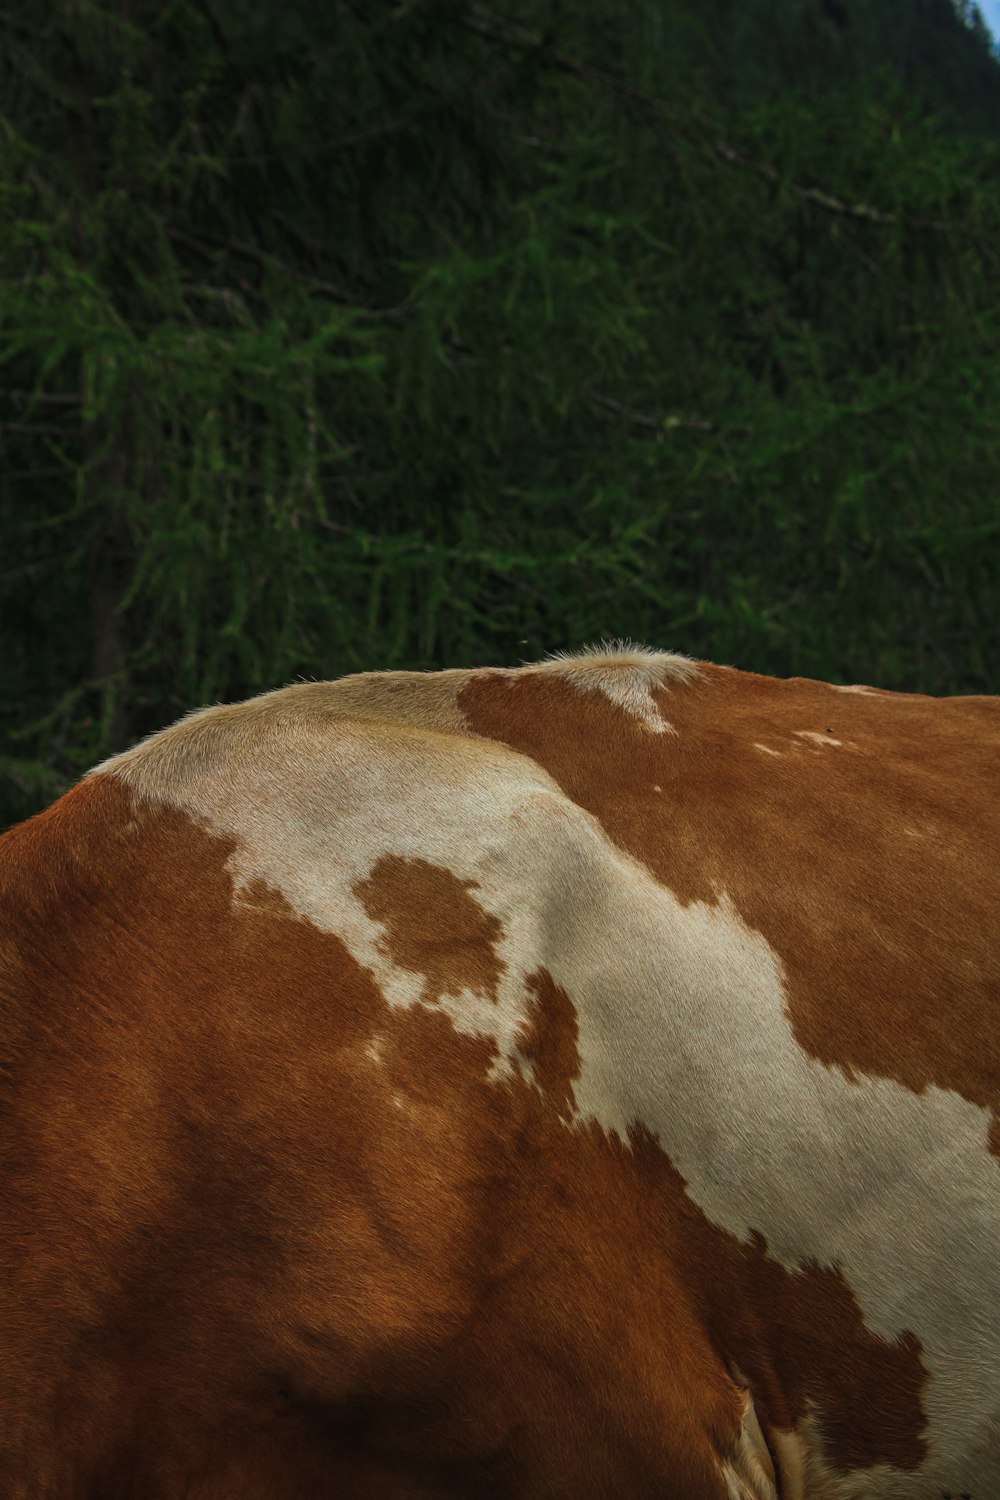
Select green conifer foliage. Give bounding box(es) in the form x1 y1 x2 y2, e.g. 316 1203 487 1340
2 0 999 825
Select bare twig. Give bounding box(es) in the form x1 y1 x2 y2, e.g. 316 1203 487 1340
708 138 954 230
193 0 232 60
462 6 684 120
586 390 748 435
166 225 354 302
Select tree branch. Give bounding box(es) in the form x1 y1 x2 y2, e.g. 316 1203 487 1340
586 390 748 435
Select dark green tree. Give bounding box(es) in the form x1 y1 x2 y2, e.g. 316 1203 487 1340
3 0 999 827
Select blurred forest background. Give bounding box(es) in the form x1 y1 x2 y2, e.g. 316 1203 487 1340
2 0 1000 829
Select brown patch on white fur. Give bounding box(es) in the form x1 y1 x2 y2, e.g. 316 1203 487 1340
517 968 581 1119
354 855 505 1006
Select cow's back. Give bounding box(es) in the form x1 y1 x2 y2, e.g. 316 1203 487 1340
1 647 998 1500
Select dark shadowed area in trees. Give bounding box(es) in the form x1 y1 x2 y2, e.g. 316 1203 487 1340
2 0 999 828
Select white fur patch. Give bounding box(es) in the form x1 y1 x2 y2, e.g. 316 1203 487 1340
794 731 842 748
721 1391 779 1499
536 641 700 733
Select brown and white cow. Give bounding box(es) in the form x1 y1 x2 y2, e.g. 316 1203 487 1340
1 646 997 1499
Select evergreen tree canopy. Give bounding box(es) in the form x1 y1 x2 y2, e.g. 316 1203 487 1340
695 0 1000 134
2 0 999 828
